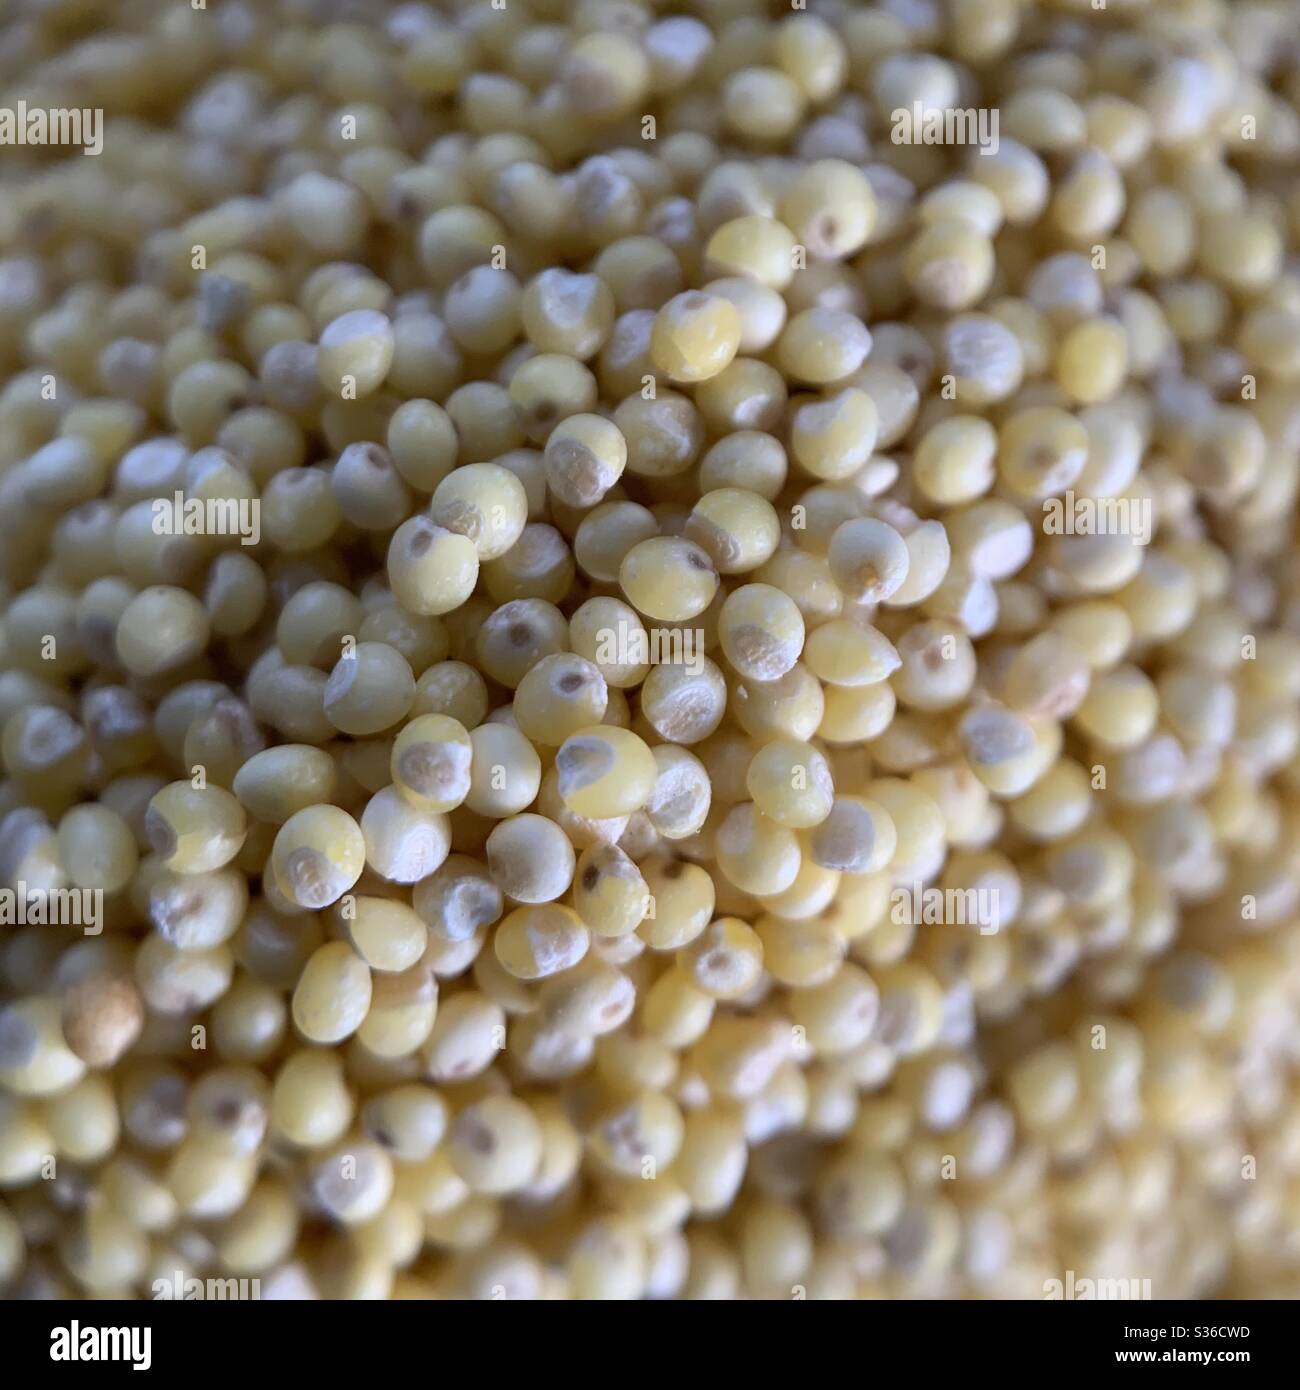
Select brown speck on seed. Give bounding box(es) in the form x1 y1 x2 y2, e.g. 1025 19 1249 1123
213 1095 244 1126
143 808 177 858
458 1115 496 1155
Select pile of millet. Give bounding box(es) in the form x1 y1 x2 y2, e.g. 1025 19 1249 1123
2 0 1300 1300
